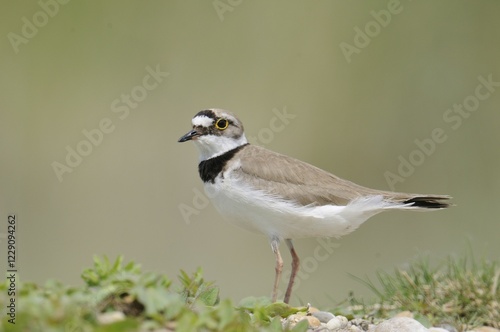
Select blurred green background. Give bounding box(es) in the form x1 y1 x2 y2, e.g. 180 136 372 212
1 1 499 306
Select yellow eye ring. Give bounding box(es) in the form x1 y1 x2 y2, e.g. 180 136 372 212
215 118 229 130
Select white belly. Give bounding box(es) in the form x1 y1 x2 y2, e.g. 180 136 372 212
203 175 392 241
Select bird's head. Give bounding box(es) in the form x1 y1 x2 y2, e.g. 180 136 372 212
178 109 248 160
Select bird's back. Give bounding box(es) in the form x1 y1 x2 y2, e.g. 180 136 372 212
231 144 450 208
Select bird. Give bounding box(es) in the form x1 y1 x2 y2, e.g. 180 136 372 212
178 108 451 304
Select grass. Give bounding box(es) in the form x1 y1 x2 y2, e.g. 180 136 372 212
1 254 498 331
347 254 500 331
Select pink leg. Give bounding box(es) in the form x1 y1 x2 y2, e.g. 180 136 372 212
270 237 283 302
284 239 300 304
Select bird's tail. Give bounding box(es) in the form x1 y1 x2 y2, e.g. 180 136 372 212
401 195 451 209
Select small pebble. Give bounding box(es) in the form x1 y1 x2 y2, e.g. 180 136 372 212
284 313 321 329
284 313 303 325
395 311 413 318
312 311 335 323
326 315 348 330
96 311 125 325
350 318 372 331
349 325 363 332
374 317 427 332
433 324 458 332
308 306 320 313
304 315 321 328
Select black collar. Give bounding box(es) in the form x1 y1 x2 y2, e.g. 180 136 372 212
198 143 249 183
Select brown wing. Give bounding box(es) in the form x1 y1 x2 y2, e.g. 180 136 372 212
231 144 451 208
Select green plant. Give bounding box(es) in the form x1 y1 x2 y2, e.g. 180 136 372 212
350 255 500 331
0 256 309 332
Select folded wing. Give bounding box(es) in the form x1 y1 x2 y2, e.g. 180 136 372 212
231 145 451 208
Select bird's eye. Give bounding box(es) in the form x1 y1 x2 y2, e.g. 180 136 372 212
215 118 229 130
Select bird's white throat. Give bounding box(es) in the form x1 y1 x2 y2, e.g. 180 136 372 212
193 134 248 161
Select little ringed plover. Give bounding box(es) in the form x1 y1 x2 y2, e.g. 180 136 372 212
178 109 451 304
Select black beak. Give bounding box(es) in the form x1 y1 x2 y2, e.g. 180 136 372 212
178 129 199 142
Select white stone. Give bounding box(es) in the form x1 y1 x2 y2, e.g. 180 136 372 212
97 311 125 325
312 310 335 323
374 317 428 332
326 315 349 330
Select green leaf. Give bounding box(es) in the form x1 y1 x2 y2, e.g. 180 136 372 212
267 316 284 330
198 286 220 306
176 310 199 332
81 269 100 286
133 286 169 316
263 302 299 318
94 318 139 332
215 299 236 329
290 319 309 332
111 256 124 273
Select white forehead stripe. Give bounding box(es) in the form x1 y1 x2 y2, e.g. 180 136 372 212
192 115 214 127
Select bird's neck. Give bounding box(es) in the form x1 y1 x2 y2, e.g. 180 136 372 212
194 134 248 161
